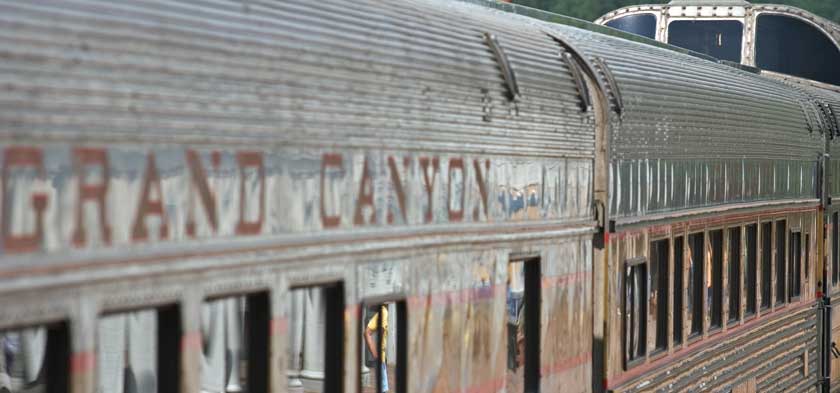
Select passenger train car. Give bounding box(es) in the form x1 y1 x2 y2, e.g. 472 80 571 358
0 0 837 393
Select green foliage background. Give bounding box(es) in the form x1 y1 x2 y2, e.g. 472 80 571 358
511 0 840 23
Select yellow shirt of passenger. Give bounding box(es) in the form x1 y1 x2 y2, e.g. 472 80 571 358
367 306 389 362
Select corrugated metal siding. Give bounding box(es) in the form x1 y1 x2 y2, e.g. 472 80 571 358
612 306 819 393
533 21 823 218
0 0 593 159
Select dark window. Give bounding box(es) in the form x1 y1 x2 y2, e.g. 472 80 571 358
756 14 840 86
605 13 657 39
745 224 758 316
202 293 270 393
776 220 787 305
728 227 742 325
688 232 705 337
790 231 802 300
650 239 669 352
673 236 684 345
0 322 69 393
805 233 810 280
710 230 724 330
625 257 647 366
761 222 772 310
833 212 839 286
506 258 542 386
668 20 744 62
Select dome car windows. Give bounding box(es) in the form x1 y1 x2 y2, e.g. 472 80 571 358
605 14 657 39
755 14 840 86
668 20 744 63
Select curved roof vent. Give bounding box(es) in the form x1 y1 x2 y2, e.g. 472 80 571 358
668 0 751 5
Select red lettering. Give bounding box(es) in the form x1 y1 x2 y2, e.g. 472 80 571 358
353 157 377 225
473 159 490 221
419 157 439 223
72 148 111 246
387 156 410 224
2 147 47 253
132 153 169 241
447 158 465 222
185 149 218 237
235 151 265 235
320 153 343 228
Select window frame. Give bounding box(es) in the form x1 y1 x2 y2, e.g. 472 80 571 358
789 229 802 302
775 219 788 307
760 221 773 311
649 237 670 355
673 235 685 348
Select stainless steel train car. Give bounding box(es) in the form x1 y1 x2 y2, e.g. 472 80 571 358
0 0 837 393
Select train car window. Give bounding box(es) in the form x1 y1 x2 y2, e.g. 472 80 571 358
201 292 270 393
688 232 705 338
709 230 724 330
507 258 541 387
775 220 787 306
728 227 742 325
0 322 69 393
624 257 647 366
833 212 839 286
755 14 840 86
667 20 743 62
97 306 181 393
789 231 802 301
605 14 657 39
805 233 810 280
745 224 758 317
288 283 345 393
650 239 669 352
362 301 406 393
673 236 684 346
761 222 772 310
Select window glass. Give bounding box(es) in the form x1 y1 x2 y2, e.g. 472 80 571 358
624 258 647 365
745 224 758 316
668 20 744 62
673 236 684 345
688 233 705 337
507 258 541 388
363 301 405 393
776 221 787 305
761 222 773 309
728 227 742 324
201 293 269 393
605 14 657 39
790 232 802 300
709 230 724 330
0 323 68 393
288 284 344 393
756 14 840 86
650 239 669 352
833 212 839 286
98 309 159 393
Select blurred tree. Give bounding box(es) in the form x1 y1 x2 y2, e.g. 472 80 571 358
511 0 840 23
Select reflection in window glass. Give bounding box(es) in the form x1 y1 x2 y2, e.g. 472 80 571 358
728 228 742 324
668 20 744 62
776 221 787 305
287 288 326 393
605 14 657 39
756 14 840 86
201 295 264 393
507 258 540 388
709 230 724 330
790 232 802 300
624 258 647 365
650 239 669 352
688 233 705 337
97 310 158 393
673 237 684 345
745 225 757 316
761 222 773 310
0 323 67 393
